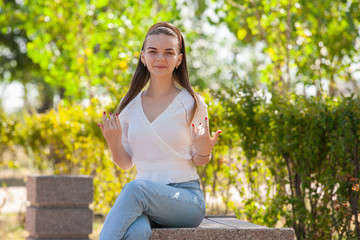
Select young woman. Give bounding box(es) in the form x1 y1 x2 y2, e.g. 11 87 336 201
98 22 222 240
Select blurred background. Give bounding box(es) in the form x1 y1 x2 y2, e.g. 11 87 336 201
1 0 360 239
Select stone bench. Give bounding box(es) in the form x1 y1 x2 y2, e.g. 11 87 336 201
26 175 294 240
152 216 294 240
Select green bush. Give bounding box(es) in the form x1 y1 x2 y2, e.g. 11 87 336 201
205 84 360 239
13 98 135 213
0 106 19 170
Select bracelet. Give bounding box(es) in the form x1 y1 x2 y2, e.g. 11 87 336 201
195 152 212 158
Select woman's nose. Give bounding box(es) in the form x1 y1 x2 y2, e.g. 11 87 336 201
156 53 165 61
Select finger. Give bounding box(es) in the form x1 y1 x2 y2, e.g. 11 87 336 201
103 111 109 128
211 130 222 143
191 123 196 141
107 119 114 129
197 122 203 135
108 112 115 128
97 123 104 133
115 113 121 129
204 116 210 135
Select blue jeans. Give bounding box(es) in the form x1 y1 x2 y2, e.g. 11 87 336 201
99 179 206 240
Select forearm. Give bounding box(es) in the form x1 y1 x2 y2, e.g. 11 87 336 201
108 142 133 170
191 153 211 166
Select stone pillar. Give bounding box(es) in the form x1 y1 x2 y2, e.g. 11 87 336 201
26 175 93 240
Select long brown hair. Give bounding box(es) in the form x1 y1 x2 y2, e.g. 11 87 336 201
114 22 199 125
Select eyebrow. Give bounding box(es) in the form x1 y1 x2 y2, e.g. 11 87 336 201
147 47 175 51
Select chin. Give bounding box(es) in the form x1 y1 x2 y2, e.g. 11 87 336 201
150 71 173 78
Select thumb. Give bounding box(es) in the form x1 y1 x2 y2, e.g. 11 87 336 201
211 130 222 143
97 123 104 133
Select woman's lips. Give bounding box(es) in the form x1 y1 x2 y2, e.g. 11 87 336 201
154 66 167 69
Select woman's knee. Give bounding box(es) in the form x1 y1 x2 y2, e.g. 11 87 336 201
123 179 150 194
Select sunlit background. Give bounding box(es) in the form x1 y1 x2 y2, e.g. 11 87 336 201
1 0 360 239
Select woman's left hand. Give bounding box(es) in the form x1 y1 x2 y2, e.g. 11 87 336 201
191 117 222 156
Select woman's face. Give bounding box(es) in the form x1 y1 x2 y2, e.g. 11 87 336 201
141 34 183 79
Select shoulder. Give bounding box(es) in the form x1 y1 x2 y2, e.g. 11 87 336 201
178 89 207 109
119 92 140 120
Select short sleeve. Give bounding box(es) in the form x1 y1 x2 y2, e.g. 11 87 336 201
190 94 208 156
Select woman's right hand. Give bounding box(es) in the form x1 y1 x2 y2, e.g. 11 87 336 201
97 112 122 147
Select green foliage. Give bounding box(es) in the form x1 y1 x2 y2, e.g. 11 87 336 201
0 0 186 112
202 82 360 239
2 0 183 101
0 105 18 168
12 99 136 213
209 0 360 96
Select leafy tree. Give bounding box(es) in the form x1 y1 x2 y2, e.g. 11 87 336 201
0 0 53 113
205 0 360 96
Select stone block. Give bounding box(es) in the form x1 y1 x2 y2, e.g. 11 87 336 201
27 175 93 207
26 207 92 235
26 175 93 240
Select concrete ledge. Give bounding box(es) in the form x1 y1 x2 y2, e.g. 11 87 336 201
151 228 295 240
26 207 92 235
27 175 93 207
151 216 295 240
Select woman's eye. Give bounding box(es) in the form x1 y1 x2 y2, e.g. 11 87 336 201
166 52 174 55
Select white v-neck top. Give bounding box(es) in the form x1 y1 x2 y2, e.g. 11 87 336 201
118 88 208 184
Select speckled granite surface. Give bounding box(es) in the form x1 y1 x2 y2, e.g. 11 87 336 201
151 216 295 240
151 227 295 240
26 175 93 240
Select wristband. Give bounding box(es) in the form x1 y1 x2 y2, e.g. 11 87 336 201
195 152 212 158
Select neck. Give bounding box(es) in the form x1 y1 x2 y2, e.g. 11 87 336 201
145 75 180 97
